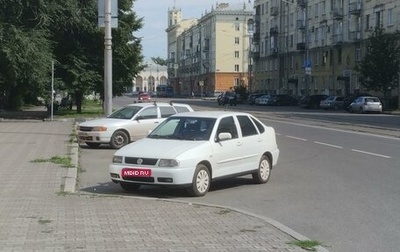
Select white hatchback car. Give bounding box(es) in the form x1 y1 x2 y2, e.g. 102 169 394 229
76 102 194 149
349 96 382 113
109 111 280 196
254 94 271 105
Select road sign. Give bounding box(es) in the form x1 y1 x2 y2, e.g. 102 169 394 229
305 67 311 75
305 60 311 68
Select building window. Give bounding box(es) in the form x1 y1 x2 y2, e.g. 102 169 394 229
388 8 393 26
322 51 327 65
290 56 294 69
366 14 370 30
355 47 361 62
290 35 293 47
235 37 240 44
314 51 319 66
235 51 240 58
235 23 240 31
321 1 326 15
337 48 342 64
375 11 382 27
234 64 240 72
315 3 319 17
234 78 240 86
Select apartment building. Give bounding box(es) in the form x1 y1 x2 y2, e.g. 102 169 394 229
252 0 400 97
166 2 254 96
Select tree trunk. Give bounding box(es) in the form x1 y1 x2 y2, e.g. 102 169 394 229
75 91 83 114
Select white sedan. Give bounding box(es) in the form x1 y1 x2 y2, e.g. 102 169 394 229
109 111 280 196
76 102 194 149
254 94 271 105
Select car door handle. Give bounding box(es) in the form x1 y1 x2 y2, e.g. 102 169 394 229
236 142 243 146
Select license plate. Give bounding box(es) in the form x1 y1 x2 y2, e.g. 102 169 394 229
122 168 151 177
78 132 88 136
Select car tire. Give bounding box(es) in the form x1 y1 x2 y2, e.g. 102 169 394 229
252 155 271 184
120 182 141 192
187 164 210 197
86 142 101 148
110 130 129 149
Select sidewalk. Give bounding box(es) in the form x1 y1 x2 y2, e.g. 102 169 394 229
0 115 327 251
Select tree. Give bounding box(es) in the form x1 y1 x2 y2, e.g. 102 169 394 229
0 0 53 110
151 57 168 66
357 27 400 98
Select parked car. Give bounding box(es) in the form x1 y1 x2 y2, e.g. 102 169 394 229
301 94 329 109
343 93 372 111
319 96 344 110
247 93 264 105
217 91 237 106
76 102 194 149
268 94 298 106
348 96 382 113
138 92 151 102
109 111 280 197
254 94 271 105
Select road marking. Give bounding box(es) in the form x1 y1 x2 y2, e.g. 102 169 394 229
286 135 307 141
351 149 391 159
314 141 343 149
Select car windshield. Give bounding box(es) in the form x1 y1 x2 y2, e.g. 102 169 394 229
148 117 216 141
107 106 142 119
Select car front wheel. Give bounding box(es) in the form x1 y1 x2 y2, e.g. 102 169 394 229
187 164 210 197
110 130 129 149
252 155 271 184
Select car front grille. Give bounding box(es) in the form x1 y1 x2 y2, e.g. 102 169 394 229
125 157 158 166
79 126 93 132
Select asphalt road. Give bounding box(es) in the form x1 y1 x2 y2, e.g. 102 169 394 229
78 96 400 252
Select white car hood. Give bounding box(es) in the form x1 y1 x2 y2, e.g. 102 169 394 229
115 138 208 159
79 118 130 127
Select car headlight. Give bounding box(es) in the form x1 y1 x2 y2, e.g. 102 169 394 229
158 159 179 167
91 126 107 131
112 155 123 163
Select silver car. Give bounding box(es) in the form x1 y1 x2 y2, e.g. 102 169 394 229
76 102 194 149
349 96 382 113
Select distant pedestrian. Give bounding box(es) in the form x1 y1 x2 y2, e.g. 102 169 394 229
191 91 195 98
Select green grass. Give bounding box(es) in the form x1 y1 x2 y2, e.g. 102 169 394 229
288 240 322 251
54 99 104 118
31 155 73 168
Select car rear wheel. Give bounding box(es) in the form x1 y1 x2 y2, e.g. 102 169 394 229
110 130 129 149
120 182 141 192
252 155 271 184
187 164 210 197
86 142 101 148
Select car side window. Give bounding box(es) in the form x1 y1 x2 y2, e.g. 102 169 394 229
237 115 258 137
137 107 158 120
160 106 176 118
216 116 238 139
174 106 190 113
250 116 265 133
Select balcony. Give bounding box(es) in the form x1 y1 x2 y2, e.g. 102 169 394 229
349 2 362 15
332 8 343 19
296 42 305 51
270 6 279 16
270 47 278 56
270 26 279 35
297 0 306 8
349 31 361 42
332 34 343 45
253 32 260 42
296 20 305 30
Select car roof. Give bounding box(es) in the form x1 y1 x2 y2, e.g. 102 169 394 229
124 102 191 108
170 110 253 119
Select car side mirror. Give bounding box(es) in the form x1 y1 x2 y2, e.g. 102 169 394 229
216 132 232 142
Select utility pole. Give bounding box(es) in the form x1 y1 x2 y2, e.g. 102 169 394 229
104 0 112 116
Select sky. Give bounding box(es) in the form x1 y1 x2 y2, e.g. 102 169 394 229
133 0 250 62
